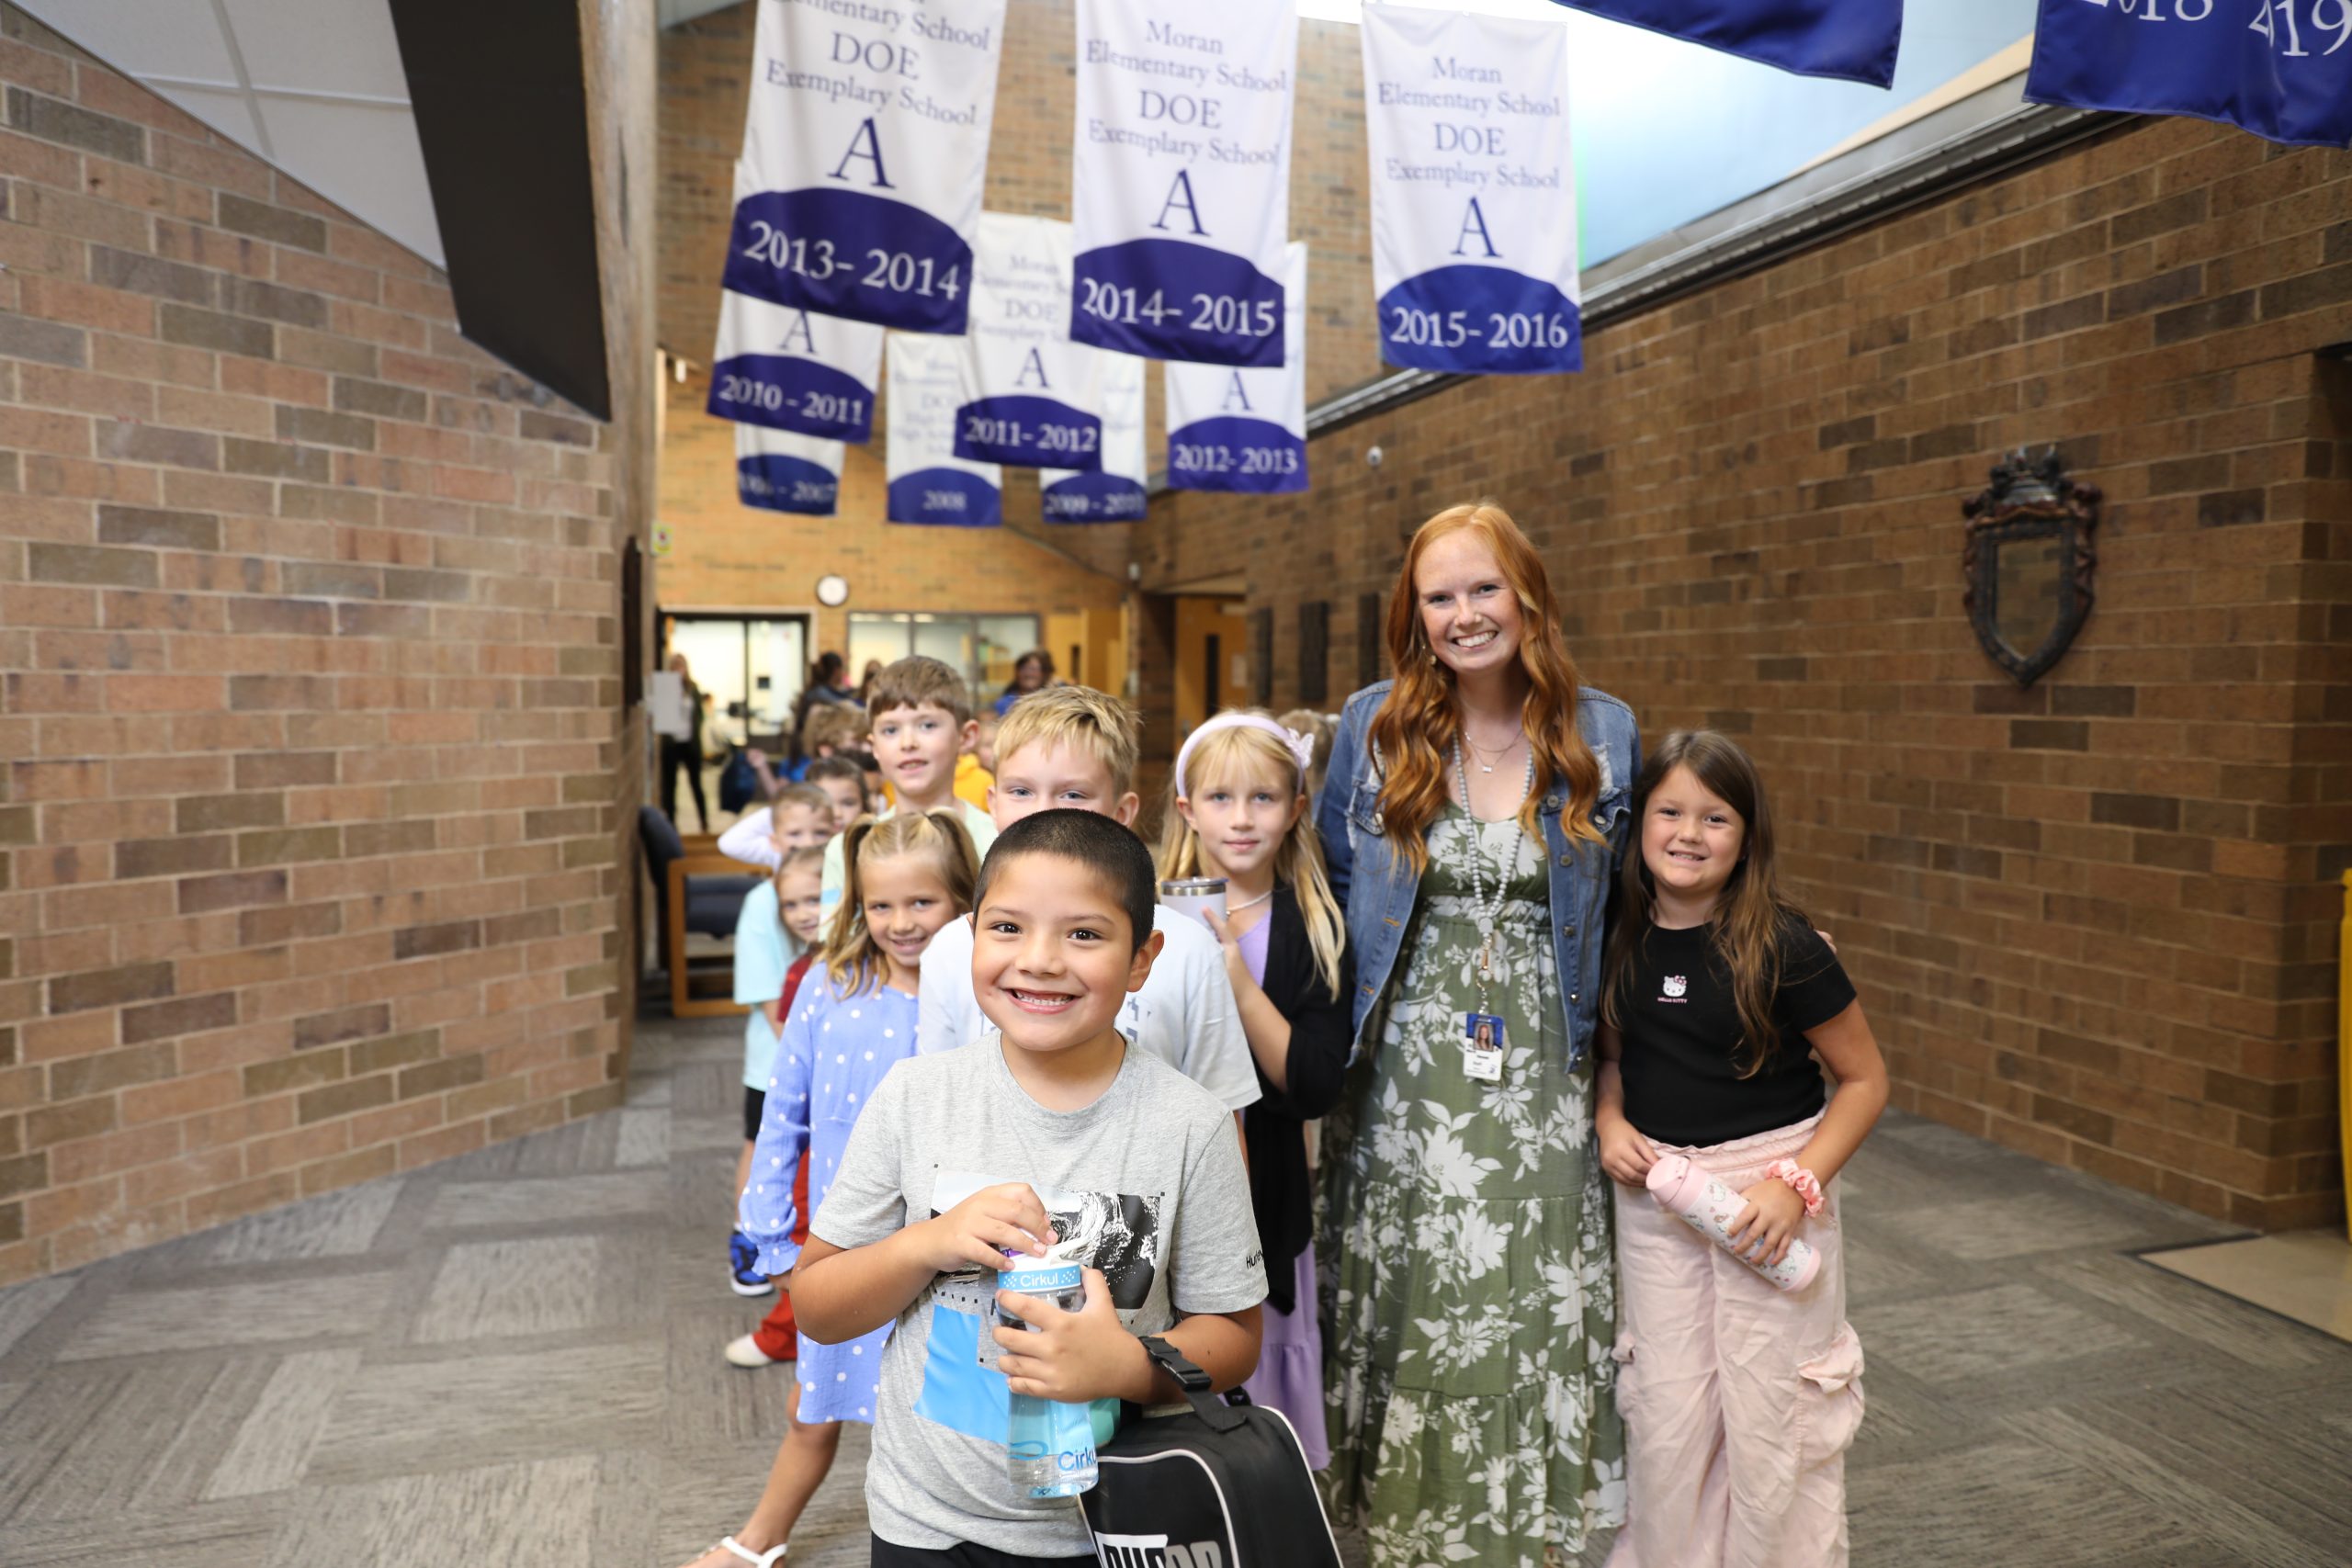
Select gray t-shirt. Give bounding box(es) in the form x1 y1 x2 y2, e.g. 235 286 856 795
812 1036 1267 1556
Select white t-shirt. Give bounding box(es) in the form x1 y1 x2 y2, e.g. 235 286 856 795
917 906 1261 1111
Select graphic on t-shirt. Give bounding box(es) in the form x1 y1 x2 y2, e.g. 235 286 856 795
1661 975 1689 1001
910 1168 1164 1443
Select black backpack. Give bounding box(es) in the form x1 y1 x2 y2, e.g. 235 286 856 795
1080 1337 1343 1568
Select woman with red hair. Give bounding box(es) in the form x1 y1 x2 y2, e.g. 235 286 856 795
1316 502 1638 1566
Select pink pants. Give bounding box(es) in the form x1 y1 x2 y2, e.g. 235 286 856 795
1607 1111 1865 1568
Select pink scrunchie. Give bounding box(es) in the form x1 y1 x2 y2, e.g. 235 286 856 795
1767 1159 1826 1218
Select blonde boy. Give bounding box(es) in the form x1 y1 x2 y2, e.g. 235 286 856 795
917 686 1259 1113
818 658 996 910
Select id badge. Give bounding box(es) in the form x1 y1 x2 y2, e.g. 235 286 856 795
1460 1011 1505 1083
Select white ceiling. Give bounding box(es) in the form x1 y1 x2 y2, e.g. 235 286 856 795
20 0 445 267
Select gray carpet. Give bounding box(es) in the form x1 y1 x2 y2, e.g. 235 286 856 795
1 1017 2345 1567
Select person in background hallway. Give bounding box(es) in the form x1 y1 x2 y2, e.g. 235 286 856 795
663 652 710 833
1278 707 1338 816
1596 730 1883 1568
1316 501 1636 1567
992 649 1054 717
789 651 855 769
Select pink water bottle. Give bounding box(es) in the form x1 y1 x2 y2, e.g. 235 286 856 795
1645 1153 1822 1292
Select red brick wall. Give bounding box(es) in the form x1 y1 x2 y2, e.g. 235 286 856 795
1143 119 2352 1231
0 8 632 1283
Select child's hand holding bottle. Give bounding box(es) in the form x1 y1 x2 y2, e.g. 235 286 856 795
1596 1103 1658 1188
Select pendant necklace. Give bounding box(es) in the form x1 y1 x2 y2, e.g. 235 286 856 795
1461 726 1524 774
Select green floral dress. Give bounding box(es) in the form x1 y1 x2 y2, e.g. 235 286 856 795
1319 803 1625 1568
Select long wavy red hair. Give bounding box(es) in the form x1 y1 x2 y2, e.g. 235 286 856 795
1368 502 1603 873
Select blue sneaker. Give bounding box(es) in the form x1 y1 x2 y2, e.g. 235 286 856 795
729 1230 773 1297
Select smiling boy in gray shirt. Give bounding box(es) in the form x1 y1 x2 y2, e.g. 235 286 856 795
790 810 1267 1567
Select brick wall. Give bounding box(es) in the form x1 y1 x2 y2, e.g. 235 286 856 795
0 6 636 1284
1143 118 2352 1231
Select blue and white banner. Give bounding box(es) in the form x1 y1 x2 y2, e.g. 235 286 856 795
2026 0 2352 149
1069 0 1297 367
1363 5 1581 376
736 423 843 516
725 0 1006 333
955 214 1105 470
1165 242 1307 493
707 285 884 442
1553 1 1901 88
1043 350 1147 522
888 333 1001 526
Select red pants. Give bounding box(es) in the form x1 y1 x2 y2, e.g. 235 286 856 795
752 1153 812 1361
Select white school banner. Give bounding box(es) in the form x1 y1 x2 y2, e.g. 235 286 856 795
724 0 1005 334
736 422 843 516
707 288 885 442
1361 4 1581 376
1069 0 1296 367
954 214 1105 471
888 333 1001 526
1165 242 1306 494
1042 349 1147 523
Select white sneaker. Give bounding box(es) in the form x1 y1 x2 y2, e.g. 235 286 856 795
724 1333 789 1369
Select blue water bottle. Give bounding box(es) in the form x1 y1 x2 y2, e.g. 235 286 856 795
998 1252 1099 1498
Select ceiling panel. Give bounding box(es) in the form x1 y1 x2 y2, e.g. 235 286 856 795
226 0 413 99
21 0 446 266
254 96 441 262
20 0 241 82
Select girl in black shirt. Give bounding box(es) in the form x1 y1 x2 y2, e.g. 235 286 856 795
1594 730 1888 1568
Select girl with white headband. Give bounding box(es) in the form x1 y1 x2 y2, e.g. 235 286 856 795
1156 708 1354 1465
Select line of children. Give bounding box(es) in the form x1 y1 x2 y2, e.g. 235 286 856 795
729 798 832 1296
721 658 996 912
795 809 1266 1567
1597 730 1885 1567
916 685 1261 1119
689 809 983 1568
1152 709 1353 1465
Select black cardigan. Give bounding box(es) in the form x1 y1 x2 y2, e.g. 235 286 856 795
1242 885 1355 1314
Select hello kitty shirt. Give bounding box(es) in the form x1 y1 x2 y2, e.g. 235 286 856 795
1616 911 1853 1146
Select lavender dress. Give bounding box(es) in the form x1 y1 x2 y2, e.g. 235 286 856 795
1237 914 1333 1469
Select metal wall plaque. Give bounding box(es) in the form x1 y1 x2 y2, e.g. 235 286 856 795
1962 448 2099 688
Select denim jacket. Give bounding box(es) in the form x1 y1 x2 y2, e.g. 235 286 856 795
1314 680 1642 1072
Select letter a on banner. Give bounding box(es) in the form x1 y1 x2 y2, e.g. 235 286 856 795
725 0 1006 333
1043 351 1147 522
1070 0 1297 367
708 289 885 442
1549 0 1901 88
956 215 1105 470
736 423 844 517
1165 243 1307 494
888 333 1002 527
1363 4 1581 376
2025 0 2352 150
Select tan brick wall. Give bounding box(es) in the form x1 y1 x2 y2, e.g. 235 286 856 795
0 6 634 1283
1143 118 2352 1231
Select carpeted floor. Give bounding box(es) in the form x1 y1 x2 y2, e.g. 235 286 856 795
1 1015 2346 1567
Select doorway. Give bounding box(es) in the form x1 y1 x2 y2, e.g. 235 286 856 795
658 611 812 750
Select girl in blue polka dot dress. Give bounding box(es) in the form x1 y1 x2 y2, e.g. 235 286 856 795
686 810 980 1568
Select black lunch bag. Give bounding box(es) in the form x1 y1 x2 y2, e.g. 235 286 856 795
1080 1337 1343 1568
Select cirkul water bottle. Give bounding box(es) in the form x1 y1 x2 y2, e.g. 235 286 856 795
1645 1153 1823 1292
999 1252 1099 1498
